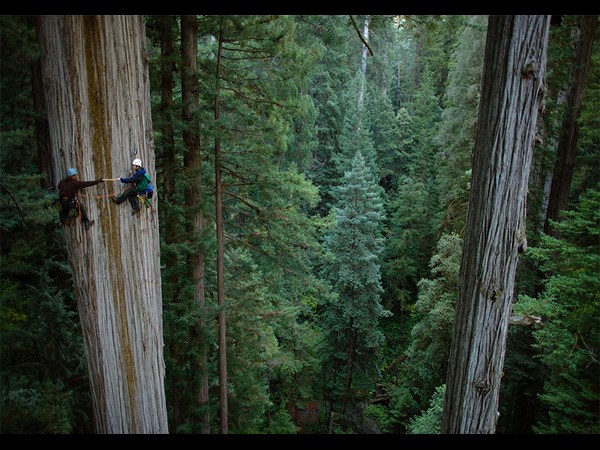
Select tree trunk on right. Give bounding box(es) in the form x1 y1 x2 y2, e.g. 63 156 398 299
441 15 550 434
181 14 211 435
544 15 598 237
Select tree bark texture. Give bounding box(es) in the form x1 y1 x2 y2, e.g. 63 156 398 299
357 15 370 110
37 15 168 434
181 14 211 435
441 15 550 434
544 15 598 237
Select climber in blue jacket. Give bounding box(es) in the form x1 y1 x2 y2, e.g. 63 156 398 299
111 158 154 215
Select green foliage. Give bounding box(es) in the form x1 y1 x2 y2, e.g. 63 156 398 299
264 407 300 434
0 180 92 433
1 379 75 433
383 175 436 313
386 233 461 432
201 16 330 433
333 75 377 179
572 20 600 199
321 151 389 427
411 66 443 182
514 186 600 434
435 15 487 234
365 84 403 191
407 384 445 434
0 16 38 174
301 16 355 215
410 233 461 373
364 403 394 433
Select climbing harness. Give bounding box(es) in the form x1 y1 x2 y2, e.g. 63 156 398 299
55 195 83 220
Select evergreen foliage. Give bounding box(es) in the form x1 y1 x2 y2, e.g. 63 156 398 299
321 151 389 430
434 15 487 234
407 384 445 434
515 186 600 434
387 233 462 432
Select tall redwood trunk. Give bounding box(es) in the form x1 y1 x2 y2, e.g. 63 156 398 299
441 15 550 434
181 14 211 434
37 15 168 434
544 15 598 237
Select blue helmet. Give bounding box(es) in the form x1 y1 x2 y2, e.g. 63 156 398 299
66 167 79 177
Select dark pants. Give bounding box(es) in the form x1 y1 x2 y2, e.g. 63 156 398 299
59 197 90 224
114 186 140 212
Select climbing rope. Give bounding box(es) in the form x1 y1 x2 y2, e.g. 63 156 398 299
77 178 126 200
77 176 156 226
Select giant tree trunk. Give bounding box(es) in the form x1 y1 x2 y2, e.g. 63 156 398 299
37 15 168 434
181 14 211 434
544 15 598 237
441 15 550 434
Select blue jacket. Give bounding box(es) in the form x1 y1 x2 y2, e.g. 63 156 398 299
120 167 154 195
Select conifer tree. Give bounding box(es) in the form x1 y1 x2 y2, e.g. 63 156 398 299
365 84 402 191
333 75 378 180
199 15 326 433
302 16 355 215
545 16 598 237
435 15 488 234
387 233 462 432
321 150 388 432
515 186 600 434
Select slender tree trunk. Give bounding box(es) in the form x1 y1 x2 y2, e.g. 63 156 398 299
326 363 340 434
544 15 598 237
152 13 182 430
181 14 211 434
37 15 168 434
150 15 187 429
327 400 335 434
340 318 356 418
441 15 550 434
214 20 229 435
358 15 370 110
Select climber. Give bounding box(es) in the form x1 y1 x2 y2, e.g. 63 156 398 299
111 158 154 215
57 167 104 230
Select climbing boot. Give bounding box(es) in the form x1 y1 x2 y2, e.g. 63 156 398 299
132 209 141 216
85 220 95 230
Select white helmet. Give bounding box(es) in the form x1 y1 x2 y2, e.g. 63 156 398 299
132 158 142 167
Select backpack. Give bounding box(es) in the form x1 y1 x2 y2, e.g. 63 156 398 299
136 172 152 193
